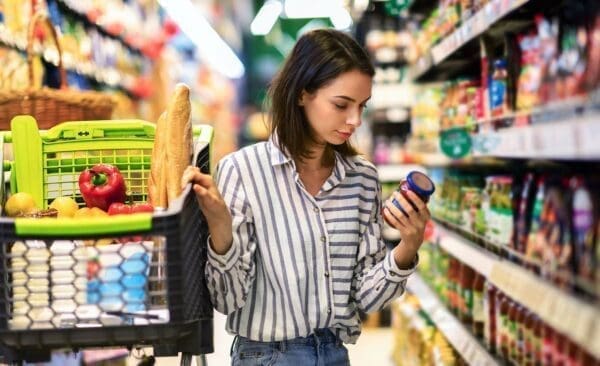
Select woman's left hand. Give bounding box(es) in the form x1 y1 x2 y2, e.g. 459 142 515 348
383 190 431 254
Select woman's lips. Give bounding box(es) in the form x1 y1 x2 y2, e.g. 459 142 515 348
337 131 353 139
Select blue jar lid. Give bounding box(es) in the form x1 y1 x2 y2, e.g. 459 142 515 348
406 171 435 197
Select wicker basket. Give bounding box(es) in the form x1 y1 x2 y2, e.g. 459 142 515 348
0 13 116 130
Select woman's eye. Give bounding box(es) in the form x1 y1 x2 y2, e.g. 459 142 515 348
334 104 347 110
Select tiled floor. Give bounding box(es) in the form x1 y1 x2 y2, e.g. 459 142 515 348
126 311 395 365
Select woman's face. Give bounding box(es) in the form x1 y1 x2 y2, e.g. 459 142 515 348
300 69 372 147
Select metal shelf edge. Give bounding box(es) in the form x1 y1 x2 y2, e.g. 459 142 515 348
406 273 500 365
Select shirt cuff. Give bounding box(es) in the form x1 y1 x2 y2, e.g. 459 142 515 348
206 235 240 272
384 251 418 282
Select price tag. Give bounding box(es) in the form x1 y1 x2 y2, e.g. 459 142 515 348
440 128 472 159
577 119 600 158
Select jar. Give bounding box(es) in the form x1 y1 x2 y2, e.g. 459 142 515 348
390 171 435 215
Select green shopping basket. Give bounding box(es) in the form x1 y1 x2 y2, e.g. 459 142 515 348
0 116 214 363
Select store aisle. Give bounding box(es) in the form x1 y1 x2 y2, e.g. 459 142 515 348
126 310 394 365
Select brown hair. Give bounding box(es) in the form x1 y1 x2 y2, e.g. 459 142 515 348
267 28 374 162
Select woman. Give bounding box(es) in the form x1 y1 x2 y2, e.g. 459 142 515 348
182 28 430 365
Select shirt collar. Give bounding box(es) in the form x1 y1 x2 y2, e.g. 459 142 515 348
268 136 292 166
267 135 358 188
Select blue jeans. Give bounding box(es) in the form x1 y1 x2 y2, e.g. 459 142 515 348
231 328 350 366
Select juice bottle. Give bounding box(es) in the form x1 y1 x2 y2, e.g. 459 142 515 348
459 263 475 327
484 283 497 354
471 273 485 339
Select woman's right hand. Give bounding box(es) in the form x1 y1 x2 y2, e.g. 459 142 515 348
182 166 233 254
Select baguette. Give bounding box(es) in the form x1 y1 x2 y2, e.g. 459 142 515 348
165 83 192 203
148 112 168 208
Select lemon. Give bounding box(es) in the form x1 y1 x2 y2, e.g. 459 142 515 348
49 196 79 218
5 192 37 217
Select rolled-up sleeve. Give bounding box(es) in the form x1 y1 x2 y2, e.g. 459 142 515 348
351 182 417 313
205 157 258 315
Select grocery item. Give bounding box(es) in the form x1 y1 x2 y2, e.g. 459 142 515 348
148 111 168 208
48 196 79 218
4 192 38 217
390 171 436 216
107 202 154 215
490 59 509 117
165 83 193 203
78 164 127 211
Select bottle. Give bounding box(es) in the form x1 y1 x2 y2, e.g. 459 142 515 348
522 309 535 366
484 283 497 354
570 177 595 281
499 296 510 361
490 58 509 117
472 273 485 339
388 171 436 219
532 315 543 366
459 263 475 327
542 324 555 365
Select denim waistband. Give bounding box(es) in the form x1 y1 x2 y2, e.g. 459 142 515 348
232 328 342 355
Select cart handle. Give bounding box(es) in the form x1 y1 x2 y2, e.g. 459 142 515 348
13 213 152 237
1 123 210 143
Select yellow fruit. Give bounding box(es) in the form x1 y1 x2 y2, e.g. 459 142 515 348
74 207 108 218
49 196 79 218
5 192 37 217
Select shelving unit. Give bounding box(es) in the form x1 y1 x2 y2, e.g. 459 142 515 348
405 273 500 365
471 95 600 160
409 0 533 82
0 25 136 92
431 220 600 359
55 0 145 55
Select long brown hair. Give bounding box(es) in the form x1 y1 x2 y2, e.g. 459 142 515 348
267 29 374 162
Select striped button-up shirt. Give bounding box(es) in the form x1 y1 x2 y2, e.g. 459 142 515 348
205 139 416 344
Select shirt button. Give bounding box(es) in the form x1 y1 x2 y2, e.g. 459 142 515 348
327 308 332 314
313 206 319 213
324 271 329 277
320 236 326 243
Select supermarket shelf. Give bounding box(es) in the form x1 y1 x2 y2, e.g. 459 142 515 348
0 26 136 92
432 220 600 359
406 273 500 365
472 97 600 160
56 0 144 56
377 164 426 182
433 220 499 278
410 0 531 82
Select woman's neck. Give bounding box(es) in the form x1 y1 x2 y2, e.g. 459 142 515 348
296 145 334 173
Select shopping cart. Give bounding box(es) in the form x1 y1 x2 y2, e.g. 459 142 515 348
0 116 214 365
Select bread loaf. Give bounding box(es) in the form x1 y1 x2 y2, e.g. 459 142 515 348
148 112 168 208
165 83 192 203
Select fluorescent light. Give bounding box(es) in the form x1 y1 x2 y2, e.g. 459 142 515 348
157 0 245 79
251 0 283 35
330 7 353 30
282 0 353 29
283 0 336 19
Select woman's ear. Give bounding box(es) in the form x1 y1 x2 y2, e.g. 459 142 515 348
298 90 308 106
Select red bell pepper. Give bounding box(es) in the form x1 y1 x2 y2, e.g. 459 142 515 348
79 164 127 211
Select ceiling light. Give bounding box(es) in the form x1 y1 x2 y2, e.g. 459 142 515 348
330 7 353 30
251 0 283 35
157 0 245 79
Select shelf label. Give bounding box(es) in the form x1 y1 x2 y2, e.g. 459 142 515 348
440 127 472 159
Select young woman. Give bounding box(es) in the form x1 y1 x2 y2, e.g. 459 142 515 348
182 28 430 365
